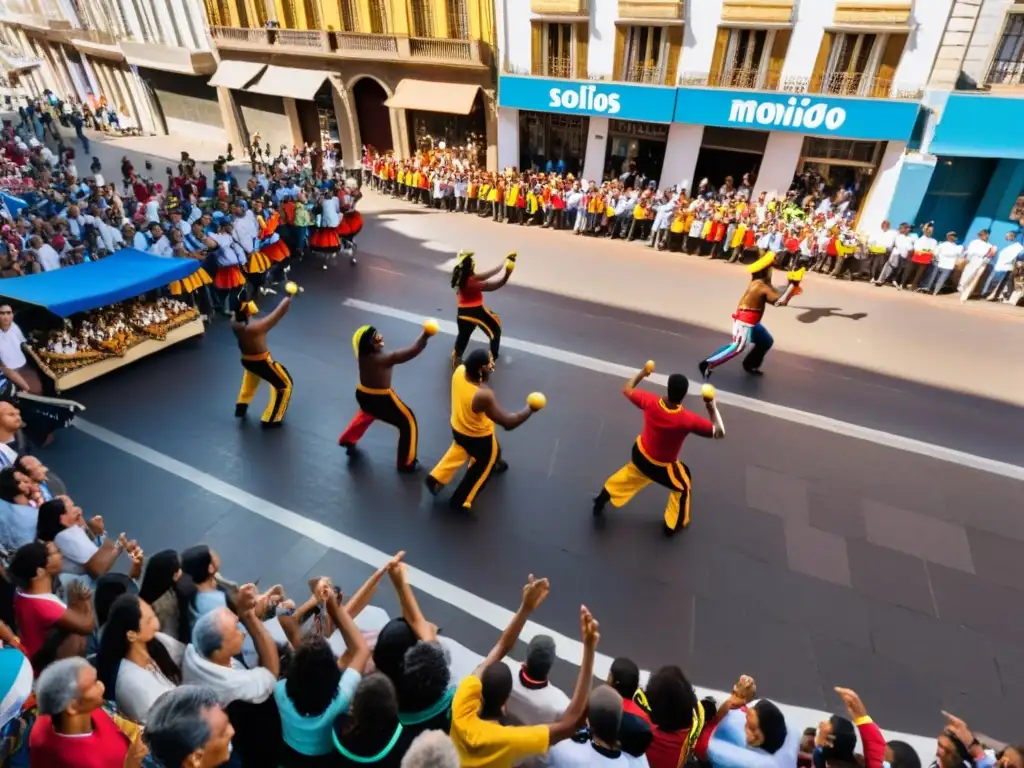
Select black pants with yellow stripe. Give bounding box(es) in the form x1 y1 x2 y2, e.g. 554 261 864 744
339 386 418 469
454 305 501 360
428 428 501 509
602 440 693 531
236 352 293 426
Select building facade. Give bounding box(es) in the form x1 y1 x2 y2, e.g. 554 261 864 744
0 0 216 137
884 0 1024 242
496 0 954 229
206 0 498 172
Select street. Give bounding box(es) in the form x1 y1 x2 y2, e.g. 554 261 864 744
32 127 1024 745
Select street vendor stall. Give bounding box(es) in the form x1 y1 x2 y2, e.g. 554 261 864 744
0 249 205 392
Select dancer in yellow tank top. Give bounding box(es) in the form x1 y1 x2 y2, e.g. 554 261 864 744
425 349 542 510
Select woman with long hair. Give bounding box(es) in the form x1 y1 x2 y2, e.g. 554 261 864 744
449 251 515 369
138 549 191 643
332 673 415 767
95 593 183 724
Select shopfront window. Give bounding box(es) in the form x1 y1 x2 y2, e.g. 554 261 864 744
986 12 1024 86
621 26 666 84
408 100 486 166
604 119 668 183
796 137 887 223
544 23 573 79
518 111 588 175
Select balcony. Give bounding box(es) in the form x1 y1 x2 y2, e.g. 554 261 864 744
530 0 588 14
622 62 667 84
618 0 683 21
119 40 217 75
677 69 923 100
209 26 490 67
544 56 573 78
985 60 1024 91
69 28 125 60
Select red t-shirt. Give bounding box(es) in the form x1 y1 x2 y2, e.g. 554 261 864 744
13 592 66 666
646 725 692 768
29 709 130 768
626 389 713 463
457 276 484 308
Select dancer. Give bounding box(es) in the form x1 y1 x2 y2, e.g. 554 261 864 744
593 364 724 536
425 349 544 510
338 320 437 471
450 251 515 369
698 252 796 379
232 283 300 428
253 199 290 282
309 188 342 269
337 177 363 264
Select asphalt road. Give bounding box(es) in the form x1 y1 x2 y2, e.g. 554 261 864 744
36 247 1024 742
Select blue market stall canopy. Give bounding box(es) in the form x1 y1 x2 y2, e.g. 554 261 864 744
0 249 200 317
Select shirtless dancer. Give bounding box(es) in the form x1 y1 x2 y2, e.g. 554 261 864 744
233 293 295 428
698 252 796 379
338 322 434 472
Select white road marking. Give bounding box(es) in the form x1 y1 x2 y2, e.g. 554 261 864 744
343 299 1024 482
74 417 934 755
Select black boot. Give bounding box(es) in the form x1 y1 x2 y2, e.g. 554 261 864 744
593 488 610 517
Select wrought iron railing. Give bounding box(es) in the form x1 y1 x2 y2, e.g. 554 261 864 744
545 55 572 78
332 31 398 54
622 63 665 84
408 37 472 60
985 59 1024 87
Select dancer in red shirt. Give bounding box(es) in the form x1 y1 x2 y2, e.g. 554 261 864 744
593 363 724 535
449 251 515 369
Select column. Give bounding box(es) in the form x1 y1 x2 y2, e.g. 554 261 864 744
857 141 909 233
967 158 1024 242
283 97 304 146
91 61 115 105
216 86 246 148
58 45 89 101
118 0 145 40
166 0 197 48
879 153 936 231
150 0 178 45
329 78 360 172
390 106 408 160
660 123 704 192
483 89 498 172
581 117 608 183
753 132 803 199
497 106 518 171
80 54 103 98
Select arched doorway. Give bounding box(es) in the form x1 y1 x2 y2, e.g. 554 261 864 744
352 77 391 153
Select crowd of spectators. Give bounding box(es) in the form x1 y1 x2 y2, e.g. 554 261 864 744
362 150 1024 307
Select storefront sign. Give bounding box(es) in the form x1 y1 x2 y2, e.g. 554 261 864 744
929 94 1024 159
673 88 920 141
498 75 677 124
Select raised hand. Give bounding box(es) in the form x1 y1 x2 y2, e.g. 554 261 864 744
521 574 550 612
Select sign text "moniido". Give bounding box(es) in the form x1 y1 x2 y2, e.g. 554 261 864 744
549 85 622 114
728 96 847 131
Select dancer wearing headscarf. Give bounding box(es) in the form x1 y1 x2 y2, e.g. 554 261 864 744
232 287 299 428
425 349 543 510
698 252 797 379
338 321 436 472
593 366 723 535
450 251 515 369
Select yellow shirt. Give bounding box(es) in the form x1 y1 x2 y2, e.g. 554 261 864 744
451 366 494 437
451 676 550 768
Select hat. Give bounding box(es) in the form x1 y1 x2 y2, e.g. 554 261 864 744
524 635 556 680
748 252 776 273
351 324 377 358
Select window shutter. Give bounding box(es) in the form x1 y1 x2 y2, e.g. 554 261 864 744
664 24 683 85
613 25 626 80
810 31 834 93
575 21 589 79
874 33 908 97
531 20 543 75
708 27 730 86
765 28 791 90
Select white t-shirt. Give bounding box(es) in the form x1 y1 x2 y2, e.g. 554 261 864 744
502 659 570 726
995 242 1024 271
35 244 62 271
0 444 17 467
181 643 276 705
0 325 27 370
54 525 99 575
115 633 185 723
934 241 964 270
549 738 650 768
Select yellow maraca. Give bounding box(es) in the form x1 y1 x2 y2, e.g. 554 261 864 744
285 281 302 296
526 392 546 411
643 360 655 374
701 383 716 401
423 318 439 336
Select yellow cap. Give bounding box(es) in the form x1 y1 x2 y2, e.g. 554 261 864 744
351 325 372 358
748 252 776 273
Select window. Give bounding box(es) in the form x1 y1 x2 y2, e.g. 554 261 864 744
446 0 468 39
339 0 358 31
281 0 298 28
721 28 770 88
622 25 666 84
411 0 434 37
824 33 882 95
987 12 1024 86
544 23 573 78
368 0 387 33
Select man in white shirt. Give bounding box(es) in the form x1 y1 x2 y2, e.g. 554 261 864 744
146 224 174 258
503 635 570 727
877 222 915 287
548 686 649 768
182 600 279 707
958 229 996 300
984 231 1023 301
27 236 61 272
0 305 41 394
920 231 963 295
901 223 937 291
867 220 897 284
94 212 125 254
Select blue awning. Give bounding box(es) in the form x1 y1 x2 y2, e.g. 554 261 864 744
0 249 200 317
